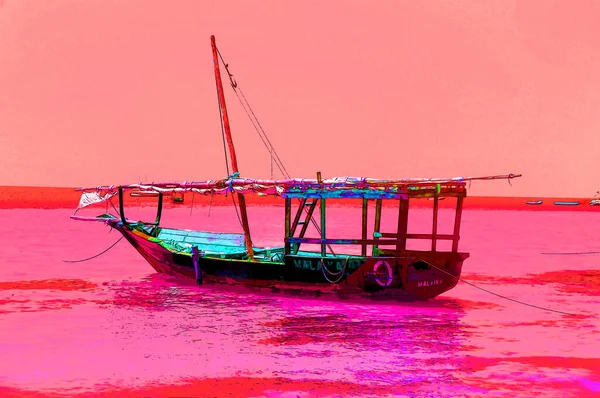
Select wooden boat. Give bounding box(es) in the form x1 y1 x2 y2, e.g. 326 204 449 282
70 36 521 300
130 190 161 198
172 192 184 203
590 192 600 206
526 200 543 205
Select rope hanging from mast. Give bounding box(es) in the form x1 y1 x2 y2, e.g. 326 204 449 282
216 92 230 177
216 48 290 179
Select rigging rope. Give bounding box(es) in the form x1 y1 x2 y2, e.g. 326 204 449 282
109 198 120 215
216 46 335 255
215 68 230 177
417 258 578 316
217 48 329 243
217 48 289 178
235 84 290 177
189 191 195 216
63 236 124 263
208 194 214 217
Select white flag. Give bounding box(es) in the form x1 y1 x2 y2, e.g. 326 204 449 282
77 191 117 210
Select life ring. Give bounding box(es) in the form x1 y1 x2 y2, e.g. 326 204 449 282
373 260 393 287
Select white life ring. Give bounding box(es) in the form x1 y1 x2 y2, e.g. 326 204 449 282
373 260 393 287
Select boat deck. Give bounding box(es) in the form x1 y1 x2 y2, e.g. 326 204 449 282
155 228 286 260
155 227 363 261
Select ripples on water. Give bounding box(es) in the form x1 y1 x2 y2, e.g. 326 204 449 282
0 207 599 397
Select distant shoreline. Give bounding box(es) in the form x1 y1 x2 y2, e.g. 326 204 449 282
1 186 598 211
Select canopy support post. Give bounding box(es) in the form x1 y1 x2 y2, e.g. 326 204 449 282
118 186 127 228
372 199 382 256
317 171 327 258
155 192 163 226
397 197 409 252
361 199 368 256
284 197 291 256
432 196 439 251
452 196 464 252
320 197 326 257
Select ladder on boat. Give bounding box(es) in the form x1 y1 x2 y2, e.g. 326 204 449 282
289 198 319 255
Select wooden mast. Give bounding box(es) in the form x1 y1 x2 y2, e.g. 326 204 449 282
211 35 255 260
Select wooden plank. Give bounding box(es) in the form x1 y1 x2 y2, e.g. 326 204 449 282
397 198 409 251
158 229 246 246
158 229 246 240
283 187 468 200
379 232 454 240
286 237 402 246
452 196 464 252
284 191 409 199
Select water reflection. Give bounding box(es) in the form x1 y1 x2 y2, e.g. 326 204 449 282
85 273 475 395
1 271 598 396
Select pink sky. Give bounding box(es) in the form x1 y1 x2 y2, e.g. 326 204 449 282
0 0 599 197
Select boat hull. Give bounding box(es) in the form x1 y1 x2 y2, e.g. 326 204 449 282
116 224 468 300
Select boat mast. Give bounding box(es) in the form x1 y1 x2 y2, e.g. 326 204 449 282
211 35 255 260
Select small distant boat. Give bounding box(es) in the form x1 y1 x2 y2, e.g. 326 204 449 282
590 191 600 206
526 200 543 205
130 190 160 198
554 201 580 206
172 192 185 203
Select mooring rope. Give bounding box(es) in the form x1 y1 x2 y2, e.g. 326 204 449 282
541 251 600 255
321 256 350 276
63 236 124 263
417 258 578 316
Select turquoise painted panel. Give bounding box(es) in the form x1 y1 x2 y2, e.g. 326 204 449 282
157 229 246 255
158 229 246 247
283 190 407 199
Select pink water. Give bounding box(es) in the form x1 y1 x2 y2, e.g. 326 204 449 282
1 206 599 397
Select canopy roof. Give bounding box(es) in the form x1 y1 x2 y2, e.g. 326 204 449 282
75 174 521 209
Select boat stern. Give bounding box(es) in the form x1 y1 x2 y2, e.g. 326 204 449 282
345 251 469 299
